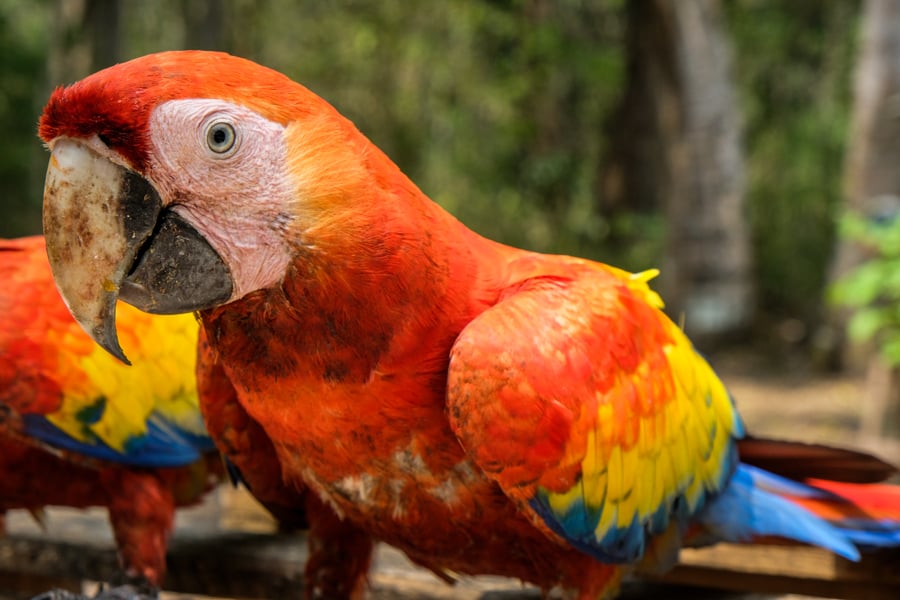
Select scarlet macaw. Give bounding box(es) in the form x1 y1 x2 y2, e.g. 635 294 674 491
38 52 900 599
0 235 372 597
0 235 220 585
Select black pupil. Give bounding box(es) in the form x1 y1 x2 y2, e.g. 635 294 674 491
213 127 228 145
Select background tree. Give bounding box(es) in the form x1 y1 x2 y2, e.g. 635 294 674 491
181 0 226 51
0 0 872 369
0 0 51 236
605 0 751 345
830 0 900 439
727 0 859 354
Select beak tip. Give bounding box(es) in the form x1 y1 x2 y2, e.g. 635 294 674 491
112 347 132 366
90 322 131 366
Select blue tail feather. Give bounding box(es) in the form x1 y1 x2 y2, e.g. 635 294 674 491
698 463 862 561
740 464 900 549
838 525 900 549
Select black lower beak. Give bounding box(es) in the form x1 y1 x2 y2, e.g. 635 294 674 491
121 210 233 314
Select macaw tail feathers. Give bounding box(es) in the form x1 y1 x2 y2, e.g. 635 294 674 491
787 477 900 550
697 463 900 561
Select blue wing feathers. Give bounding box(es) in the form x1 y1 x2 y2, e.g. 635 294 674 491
529 488 690 564
527 436 741 565
529 493 644 563
532 459 900 565
22 413 213 468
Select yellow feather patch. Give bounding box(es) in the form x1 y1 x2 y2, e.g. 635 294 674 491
536 266 742 559
47 304 200 452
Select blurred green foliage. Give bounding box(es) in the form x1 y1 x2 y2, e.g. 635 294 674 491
0 0 864 332
831 212 900 365
0 0 50 235
727 0 860 319
236 0 627 263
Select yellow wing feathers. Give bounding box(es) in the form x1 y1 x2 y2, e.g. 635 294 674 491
48 305 201 452
543 268 742 553
449 261 743 562
1 236 204 460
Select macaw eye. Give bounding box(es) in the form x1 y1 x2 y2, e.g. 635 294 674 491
206 121 237 154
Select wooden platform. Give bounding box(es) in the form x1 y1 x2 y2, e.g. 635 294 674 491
1 487 898 600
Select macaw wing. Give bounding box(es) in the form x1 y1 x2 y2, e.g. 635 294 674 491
0 236 212 468
20 412 211 468
447 265 744 563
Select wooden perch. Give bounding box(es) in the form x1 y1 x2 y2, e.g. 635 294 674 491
1 531 899 600
2 489 898 600
650 543 900 600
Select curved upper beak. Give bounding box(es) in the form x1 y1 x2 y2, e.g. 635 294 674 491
42 139 233 364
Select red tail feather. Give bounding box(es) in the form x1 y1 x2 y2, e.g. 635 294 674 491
797 479 900 522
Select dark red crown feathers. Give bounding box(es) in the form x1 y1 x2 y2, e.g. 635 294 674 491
39 51 321 174
40 76 159 172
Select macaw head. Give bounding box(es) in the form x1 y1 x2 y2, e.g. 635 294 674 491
39 51 400 363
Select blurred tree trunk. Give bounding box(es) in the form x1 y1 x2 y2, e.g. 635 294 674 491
85 0 120 69
34 1 121 238
830 0 900 439
47 0 120 85
599 1 661 215
182 0 227 51
47 1 88 89
606 0 751 345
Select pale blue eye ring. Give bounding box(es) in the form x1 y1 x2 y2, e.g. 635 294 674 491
206 121 237 154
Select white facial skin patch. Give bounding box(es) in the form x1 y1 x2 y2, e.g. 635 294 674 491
147 99 297 302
